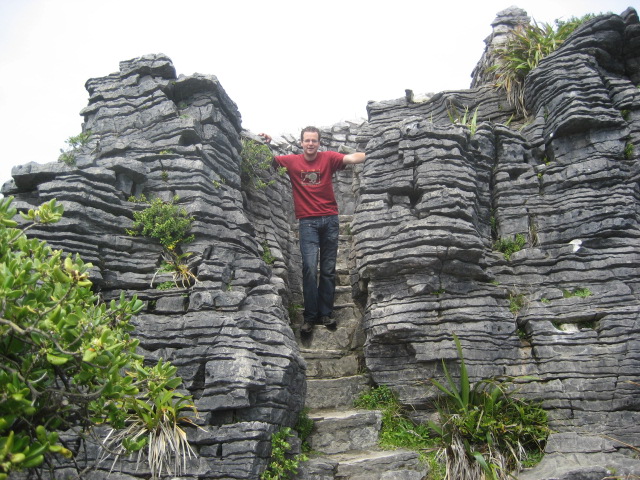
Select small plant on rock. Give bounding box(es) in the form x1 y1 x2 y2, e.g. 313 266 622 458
126 195 198 288
447 104 479 135
427 334 550 480
58 130 92 166
563 287 592 298
490 15 595 116
261 427 308 480
262 240 276 265
354 385 440 474
494 233 526 260
241 138 287 190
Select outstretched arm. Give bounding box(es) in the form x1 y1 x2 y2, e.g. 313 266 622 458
258 133 272 144
342 152 366 165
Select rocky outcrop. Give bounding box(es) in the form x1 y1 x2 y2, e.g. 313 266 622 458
4 54 305 479
351 6 640 479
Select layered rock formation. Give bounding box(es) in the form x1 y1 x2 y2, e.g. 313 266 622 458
350 6 640 479
3 5 640 480
4 54 306 479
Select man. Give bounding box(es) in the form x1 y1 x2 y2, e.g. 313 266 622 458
259 127 365 334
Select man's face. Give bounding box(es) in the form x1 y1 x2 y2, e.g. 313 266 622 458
301 132 320 158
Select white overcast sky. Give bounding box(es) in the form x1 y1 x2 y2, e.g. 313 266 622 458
0 0 634 189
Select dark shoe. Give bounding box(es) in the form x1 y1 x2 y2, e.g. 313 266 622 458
300 321 314 334
320 315 337 330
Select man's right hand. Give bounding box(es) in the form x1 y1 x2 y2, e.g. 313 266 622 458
258 133 272 144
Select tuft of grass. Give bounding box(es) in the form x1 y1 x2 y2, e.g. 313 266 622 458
447 104 479 135
261 241 276 265
494 234 526 260
354 385 439 459
563 287 592 298
490 15 595 116
624 141 634 160
427 334 550 480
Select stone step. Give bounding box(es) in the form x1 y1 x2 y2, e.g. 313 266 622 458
307 409 382 455
297 449 428 480
334 285 353 304
305 376 370 410
297 314 364 351
301 349 362 378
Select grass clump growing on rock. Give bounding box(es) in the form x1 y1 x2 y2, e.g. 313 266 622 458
491 14 595 116
494 233 526 260
241 138 287 190
58 130 91 166
427 334 550 480
354 385 442 475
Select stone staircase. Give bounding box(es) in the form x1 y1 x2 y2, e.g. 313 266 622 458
294 215 428 480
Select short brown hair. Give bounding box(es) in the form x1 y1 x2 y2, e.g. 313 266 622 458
300 126 321 142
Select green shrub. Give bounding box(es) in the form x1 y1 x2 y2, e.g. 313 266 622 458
494 233 526 260
241 138 287 190
261 427 308 480
428 334 550 480
57 131 92 166
126 195 194 251
126 195 197 288
0 196 196 479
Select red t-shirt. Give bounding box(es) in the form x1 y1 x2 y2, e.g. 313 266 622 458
274 151 346 219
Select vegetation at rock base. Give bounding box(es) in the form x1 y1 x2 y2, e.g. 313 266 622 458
126 195 198 288
241 138 287 190
58 130 92 166
354 336 550 480
354 385 443 477
491 14 596 116
294 408 314 453
427 334 550 480
260 427 308 480
0 196 197 479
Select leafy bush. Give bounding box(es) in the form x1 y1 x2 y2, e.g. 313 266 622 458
260 427 307 480
0 196 196 479
494 234 526 260
126 195 197 288
491 15 595 115
126 195 194 251
241 138 287 190
58 131 92 166
428 334 550 480
294 408 314 453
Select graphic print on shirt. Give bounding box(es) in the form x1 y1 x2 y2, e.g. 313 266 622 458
300 170 321 186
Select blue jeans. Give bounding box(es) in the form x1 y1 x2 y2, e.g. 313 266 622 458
299 215 340 323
